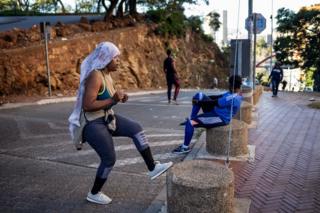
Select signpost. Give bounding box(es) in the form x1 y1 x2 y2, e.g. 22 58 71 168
40 22 52 97
245 13 266 34
245 13 266 89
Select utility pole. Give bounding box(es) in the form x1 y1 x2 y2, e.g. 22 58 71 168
269 0 274 73
248 0 253 87
40 22 52 97
44 26 52 97
253 13 257 90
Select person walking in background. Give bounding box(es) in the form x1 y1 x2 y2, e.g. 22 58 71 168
172 75 243 154
268 61 283 97
163 49 180 104
68 42 172 205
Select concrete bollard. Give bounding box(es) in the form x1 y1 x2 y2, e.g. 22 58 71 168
234 101 252 124
206 119 248 156
167 160 234 213
253 85 263 105
253 89 259 105
241 86 252 104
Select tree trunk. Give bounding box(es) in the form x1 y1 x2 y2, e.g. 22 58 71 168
129 0 137 16
56 0 65 14
103 0 119 21
117 0 126 17
97 0 102 13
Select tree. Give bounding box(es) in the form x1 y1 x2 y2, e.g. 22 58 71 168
256 37 268 56
0 0 14 11
75 0 95 13
32 0 65 13
207 11 221 40
274 6 320 91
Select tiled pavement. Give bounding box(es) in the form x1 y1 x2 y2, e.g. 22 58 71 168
232 92 320 213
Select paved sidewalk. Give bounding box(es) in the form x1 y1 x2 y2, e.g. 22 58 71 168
233 92 320 212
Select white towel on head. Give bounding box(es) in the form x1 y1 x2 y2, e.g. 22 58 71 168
68 41 120 140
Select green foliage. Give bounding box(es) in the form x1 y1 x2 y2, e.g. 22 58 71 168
305 67 315 87
276 8 296 32
221 45 230 63
256 37 268 56
187 16 203 33
146 9 166 23
143 0 209 11
75 0 96 13
32 0 58 13
144 0 209 38
274 6 320 91
201 34 213 43
256 70 269 86
0 0 67 14
0 0 14 11
207 11 221 32
147 9 187 37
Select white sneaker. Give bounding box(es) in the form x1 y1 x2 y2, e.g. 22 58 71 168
148 161 173 180
86 191 112 205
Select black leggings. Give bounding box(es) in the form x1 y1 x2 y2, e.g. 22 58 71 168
83 114 149 179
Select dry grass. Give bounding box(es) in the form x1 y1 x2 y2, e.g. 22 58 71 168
308 101 320 109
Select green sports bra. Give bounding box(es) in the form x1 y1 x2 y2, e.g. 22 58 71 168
97 71 114 100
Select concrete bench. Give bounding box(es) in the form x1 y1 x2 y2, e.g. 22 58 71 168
234 101 252 124
206 119 248 156
167 160 234 213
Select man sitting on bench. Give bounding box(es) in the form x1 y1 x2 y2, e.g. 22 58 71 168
173 75 243 154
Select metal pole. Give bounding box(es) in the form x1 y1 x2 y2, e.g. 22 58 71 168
253 14 257 90
269 0 274 73
44 26 52 97
248 0 253 87
289 67 292 91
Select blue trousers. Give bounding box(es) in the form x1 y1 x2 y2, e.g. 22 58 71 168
183 92 226 147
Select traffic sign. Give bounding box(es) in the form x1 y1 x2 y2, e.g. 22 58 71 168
245 13 266 34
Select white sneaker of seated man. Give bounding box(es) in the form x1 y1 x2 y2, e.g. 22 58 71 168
87 191 112 205
148 161 173 180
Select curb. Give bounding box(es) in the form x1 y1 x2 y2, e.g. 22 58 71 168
0 90 168 110
0 88 226 110
0 89 210 110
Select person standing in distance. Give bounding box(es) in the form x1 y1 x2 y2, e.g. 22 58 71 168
163 49 180 104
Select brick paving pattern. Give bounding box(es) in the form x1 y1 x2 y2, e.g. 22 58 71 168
233 92 320 213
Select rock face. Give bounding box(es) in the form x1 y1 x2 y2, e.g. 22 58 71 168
0 24 228 97
167 160 234 213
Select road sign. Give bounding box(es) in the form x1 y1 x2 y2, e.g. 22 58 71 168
245 13 266 34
